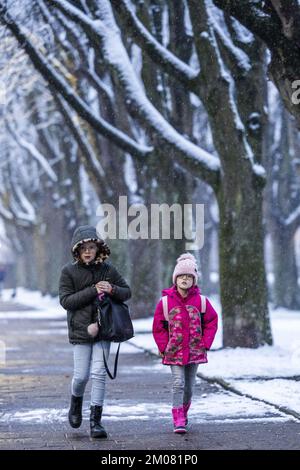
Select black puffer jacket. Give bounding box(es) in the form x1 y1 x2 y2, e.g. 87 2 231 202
59 226 131 344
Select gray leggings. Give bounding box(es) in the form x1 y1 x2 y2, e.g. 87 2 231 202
170 363 199 408
71 341 110 406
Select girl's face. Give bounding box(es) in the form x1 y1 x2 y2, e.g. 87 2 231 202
176 274 194 290
78 242 98 263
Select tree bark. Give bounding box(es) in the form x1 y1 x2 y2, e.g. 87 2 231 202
271 221 300 309
218 180 272 347
188 0 272 346
265 104 300 309
213 0 300 127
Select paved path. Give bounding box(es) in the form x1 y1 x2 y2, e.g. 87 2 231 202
1 300 300 450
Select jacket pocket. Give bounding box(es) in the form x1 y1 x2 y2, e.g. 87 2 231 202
164 334 183 358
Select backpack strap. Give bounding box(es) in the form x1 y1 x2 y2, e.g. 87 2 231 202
200 295 206 314
162 295 169 321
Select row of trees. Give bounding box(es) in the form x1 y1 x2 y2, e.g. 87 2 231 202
0 0 299 348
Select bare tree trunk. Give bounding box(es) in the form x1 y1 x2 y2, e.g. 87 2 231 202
188 0 272 346
218 181 271 347
272 221 300 309
265 103 300 309
18 227 38 290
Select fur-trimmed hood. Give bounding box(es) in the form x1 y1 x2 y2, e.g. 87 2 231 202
71 225 110 264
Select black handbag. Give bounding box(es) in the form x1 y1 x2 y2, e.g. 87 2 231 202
96 295 134 379
97 295 134 342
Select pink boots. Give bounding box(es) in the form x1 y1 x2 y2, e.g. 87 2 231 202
172 402 192 433
172 407 186 434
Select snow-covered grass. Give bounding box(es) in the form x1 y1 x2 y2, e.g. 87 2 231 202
233 379 300 414
0 287 64 319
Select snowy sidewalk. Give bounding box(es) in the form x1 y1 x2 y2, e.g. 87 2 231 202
1 289 300 450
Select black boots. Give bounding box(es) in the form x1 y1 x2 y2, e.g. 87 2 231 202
68 395 83 428
90 405 107 438
68 398 107 438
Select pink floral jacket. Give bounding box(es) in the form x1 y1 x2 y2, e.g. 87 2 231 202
152 285 218 366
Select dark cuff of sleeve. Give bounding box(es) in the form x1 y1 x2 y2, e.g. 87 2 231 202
110 284 116 296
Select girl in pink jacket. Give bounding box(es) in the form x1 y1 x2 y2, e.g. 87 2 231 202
152 253 218 434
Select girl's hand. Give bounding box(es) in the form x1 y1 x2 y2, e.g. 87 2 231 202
96 281 113 294
159 351 164 357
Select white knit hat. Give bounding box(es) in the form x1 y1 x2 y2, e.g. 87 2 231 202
172 253 198 285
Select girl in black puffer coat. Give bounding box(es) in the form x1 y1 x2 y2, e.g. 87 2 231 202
59 225 131 438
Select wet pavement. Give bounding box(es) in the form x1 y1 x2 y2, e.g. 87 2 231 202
1 300 300 450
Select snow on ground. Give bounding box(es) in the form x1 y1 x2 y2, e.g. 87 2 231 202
0 288 64 319
0 391 289 424
1 288 300 419
233 379 300 414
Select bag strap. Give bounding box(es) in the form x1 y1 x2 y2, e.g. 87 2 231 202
93 264 119 379
94 264 110 308
162 295 169 321
200 295 206 314
101 342 120 380
161 294 206 321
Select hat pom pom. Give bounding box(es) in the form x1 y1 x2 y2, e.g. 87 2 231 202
176 253 197 265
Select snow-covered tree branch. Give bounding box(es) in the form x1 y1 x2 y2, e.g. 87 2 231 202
0 3 151 159
44 0 221 188
110 0 201 93
214 0 300 126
